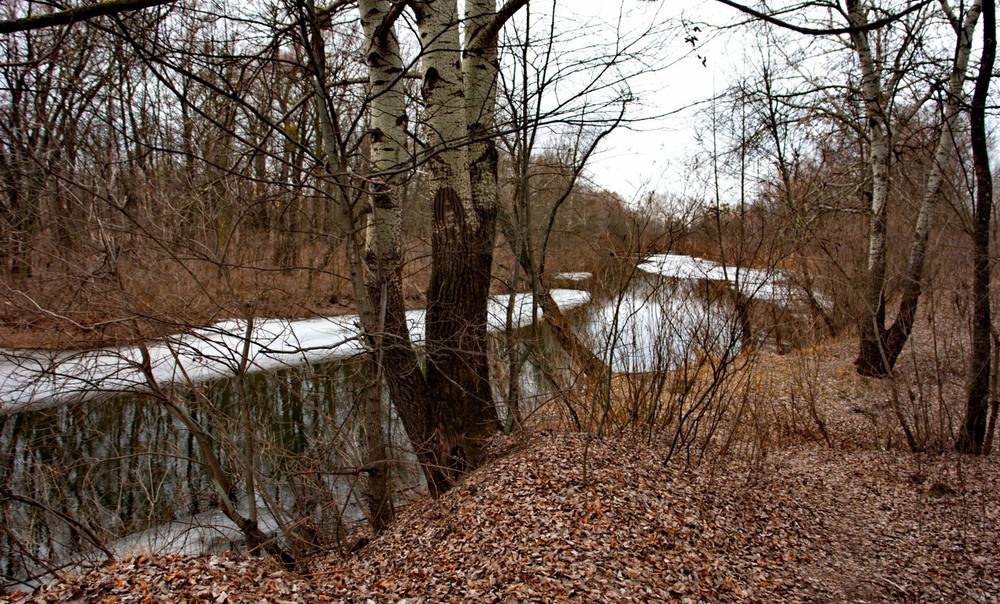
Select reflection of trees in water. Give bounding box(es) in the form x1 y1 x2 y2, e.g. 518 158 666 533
0 359 420 590
584 275 738 374
0 290 592 588
0 261 821 587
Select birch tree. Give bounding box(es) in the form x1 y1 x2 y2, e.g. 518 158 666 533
716 0 984 376
352 0 451 494
350 0 528 494
413 0 498 476
853 0 983 376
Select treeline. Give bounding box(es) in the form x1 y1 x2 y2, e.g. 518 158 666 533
0 2 657 349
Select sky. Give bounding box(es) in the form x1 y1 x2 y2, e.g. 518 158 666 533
541 0 998 206
399 0 761 203
541 0 747 202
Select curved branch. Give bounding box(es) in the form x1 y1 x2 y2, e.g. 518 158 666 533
474 0 530 46
0 488 115 560
372 0 413 43
0 0 176 34
713 0 933 36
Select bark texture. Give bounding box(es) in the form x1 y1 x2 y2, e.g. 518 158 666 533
359 0 451 495
416 0 500 479
854 0 982 376
959 0 995 454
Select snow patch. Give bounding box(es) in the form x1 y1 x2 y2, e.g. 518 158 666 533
551 272 593 282
638 254 831 309
0 290 590 414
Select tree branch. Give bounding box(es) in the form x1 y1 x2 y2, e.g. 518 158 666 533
487 0 530 40
0 0 177 34
374 0 412 44
713 0 934 36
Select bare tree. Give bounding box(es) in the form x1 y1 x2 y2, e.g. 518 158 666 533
853 0 982 376
713 0 985 376
338 0 538 494
958 0 996 454
0 0 177 35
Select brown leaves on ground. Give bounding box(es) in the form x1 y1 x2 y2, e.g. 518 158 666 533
9 431 997 603
5 333 999 603
3 552 325 603
310 433 999 603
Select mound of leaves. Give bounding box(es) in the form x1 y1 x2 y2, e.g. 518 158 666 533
6 432 999 603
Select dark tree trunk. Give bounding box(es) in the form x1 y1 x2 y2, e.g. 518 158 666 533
855 292 890 376
362 356 394 533
959 0 996 454
365 264 452 497
425 187 499 476
855 282 919 378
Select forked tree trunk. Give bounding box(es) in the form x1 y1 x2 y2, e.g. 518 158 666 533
854 0 983 376
959 0 995 454
356 0 451 495
348 0 527 495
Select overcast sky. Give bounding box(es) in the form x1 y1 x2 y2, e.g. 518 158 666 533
545 0 998 206
541 0 745 202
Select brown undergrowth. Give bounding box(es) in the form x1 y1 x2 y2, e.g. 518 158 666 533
4 312 998 603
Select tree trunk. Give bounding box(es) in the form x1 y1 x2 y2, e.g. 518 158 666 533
959 0 995 454
363 354 394 532
416 0 500 479
355 0 452 495
847 0 894 376
304 0 450 495
347 0 527 495
855 0 983 376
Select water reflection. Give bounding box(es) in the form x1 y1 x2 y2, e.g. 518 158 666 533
0 256 823 589
0 291 589 590
583 274 738 373
0 359 420 589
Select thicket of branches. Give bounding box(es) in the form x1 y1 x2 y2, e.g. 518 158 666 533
0 1 656 346
0 0 672 586
1 0 999 590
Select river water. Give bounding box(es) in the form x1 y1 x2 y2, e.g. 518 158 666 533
0 255 819 589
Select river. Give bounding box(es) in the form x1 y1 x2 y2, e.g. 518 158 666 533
0 255 821 590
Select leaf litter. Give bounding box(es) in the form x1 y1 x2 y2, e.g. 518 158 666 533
4 338 1000 603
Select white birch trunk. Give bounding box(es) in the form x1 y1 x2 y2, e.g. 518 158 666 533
465 0 499 217
847 0 894 375
416 0 476 231
853 0 983 373
359 0 409 282
358 0 449 495
894 0 981 318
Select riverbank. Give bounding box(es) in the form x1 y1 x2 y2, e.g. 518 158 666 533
0 290 590 413
7 433 997 602
5 333 998 603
